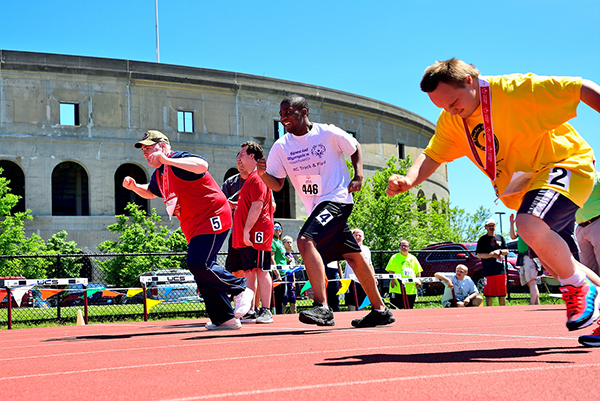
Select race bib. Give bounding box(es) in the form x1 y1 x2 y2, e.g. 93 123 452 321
402 267 415 278
548 167 571 191
316 208 334 226
254 231 264 244
299 175 322 197
210 216 222 231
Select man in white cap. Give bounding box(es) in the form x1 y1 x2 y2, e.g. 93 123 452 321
476 218 509 306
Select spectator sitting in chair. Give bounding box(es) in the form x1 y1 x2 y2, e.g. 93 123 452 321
435 264 483 308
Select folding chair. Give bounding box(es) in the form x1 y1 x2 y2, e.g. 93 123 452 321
541 275 562 303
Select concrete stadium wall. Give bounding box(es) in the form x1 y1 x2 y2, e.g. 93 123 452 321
0 50 445 251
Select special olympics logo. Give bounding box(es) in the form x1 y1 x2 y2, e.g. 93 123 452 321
471 123 499 154
311 144 326 158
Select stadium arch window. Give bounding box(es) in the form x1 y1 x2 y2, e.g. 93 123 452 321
60 102 80 126
177 110 194 133
0 160 26 213
273 178 292 219
417 189 426 212
114 164 149 215
398 143 405 160
223 167 239 183
52 162 89 216
274 120 287 140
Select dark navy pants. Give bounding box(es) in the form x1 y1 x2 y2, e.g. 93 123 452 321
187 230 247 325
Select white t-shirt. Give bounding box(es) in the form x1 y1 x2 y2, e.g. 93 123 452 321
266 123 358 214
344 245 371 282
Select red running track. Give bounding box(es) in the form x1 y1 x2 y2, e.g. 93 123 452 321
0 304 598 401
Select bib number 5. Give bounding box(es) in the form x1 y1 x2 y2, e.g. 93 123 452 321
210 216 222 231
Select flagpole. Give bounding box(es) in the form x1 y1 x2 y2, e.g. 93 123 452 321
155 0 160 63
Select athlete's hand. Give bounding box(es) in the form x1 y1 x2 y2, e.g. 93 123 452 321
386 174 411 197
243 231 253 247
145 151 167 168
348 175 363 193
256 157 267 176
122 176 137 190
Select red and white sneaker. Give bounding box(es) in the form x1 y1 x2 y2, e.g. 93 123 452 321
560 278 600 331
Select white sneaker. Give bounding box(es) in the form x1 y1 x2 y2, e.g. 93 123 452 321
233 288 254 318
205 318 242 330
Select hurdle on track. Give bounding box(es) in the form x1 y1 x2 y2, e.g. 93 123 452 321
0 278 89 330
138 266 441 318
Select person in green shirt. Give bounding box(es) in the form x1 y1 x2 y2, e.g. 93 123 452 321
386 240 423 309
272 221 288 315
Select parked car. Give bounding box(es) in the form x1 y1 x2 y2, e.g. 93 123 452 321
415 242 522 295
60 283 122 307
0 276 34 308
124 269 203 304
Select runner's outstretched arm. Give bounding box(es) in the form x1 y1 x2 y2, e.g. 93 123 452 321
256 157 285 192
386 153 441 197
581 79 600 114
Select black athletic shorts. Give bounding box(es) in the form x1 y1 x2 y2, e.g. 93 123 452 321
518 188 579 255
238 247 271 272
299 201 361 264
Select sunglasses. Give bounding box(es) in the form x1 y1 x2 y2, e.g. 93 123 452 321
274 226 282 229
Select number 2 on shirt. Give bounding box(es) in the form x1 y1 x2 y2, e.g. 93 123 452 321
548 167 571 190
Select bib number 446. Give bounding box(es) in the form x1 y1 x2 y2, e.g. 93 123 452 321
302 183 319 195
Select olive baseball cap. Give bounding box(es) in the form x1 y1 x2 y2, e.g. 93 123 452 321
134 130 170 148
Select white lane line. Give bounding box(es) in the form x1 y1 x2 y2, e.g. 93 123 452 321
0 336 577 380
159 362 600 401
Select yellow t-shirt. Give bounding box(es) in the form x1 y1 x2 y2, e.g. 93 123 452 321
423 73 595 210
386 252 423 295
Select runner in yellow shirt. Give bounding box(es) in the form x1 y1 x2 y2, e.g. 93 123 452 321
386 58 600 343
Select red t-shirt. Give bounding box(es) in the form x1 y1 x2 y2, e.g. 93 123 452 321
149 152 231 242
232 170 274 251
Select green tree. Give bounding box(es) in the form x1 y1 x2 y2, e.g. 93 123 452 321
0 169 49 278
447 205 491 242
44 230 84 278
97 203 185 287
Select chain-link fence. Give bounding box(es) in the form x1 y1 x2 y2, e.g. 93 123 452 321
0 248 558 328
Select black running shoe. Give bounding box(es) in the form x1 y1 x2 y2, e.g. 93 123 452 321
299 302 335 326
351 308 395 328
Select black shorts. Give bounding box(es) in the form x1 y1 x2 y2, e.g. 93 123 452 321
299 201 361 264
238 247 271 272
225 246 243 273
518 189 579 255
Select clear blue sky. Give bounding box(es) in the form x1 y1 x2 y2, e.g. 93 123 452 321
2 0 599 233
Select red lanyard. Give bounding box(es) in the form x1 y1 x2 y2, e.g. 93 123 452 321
462 78 496 181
